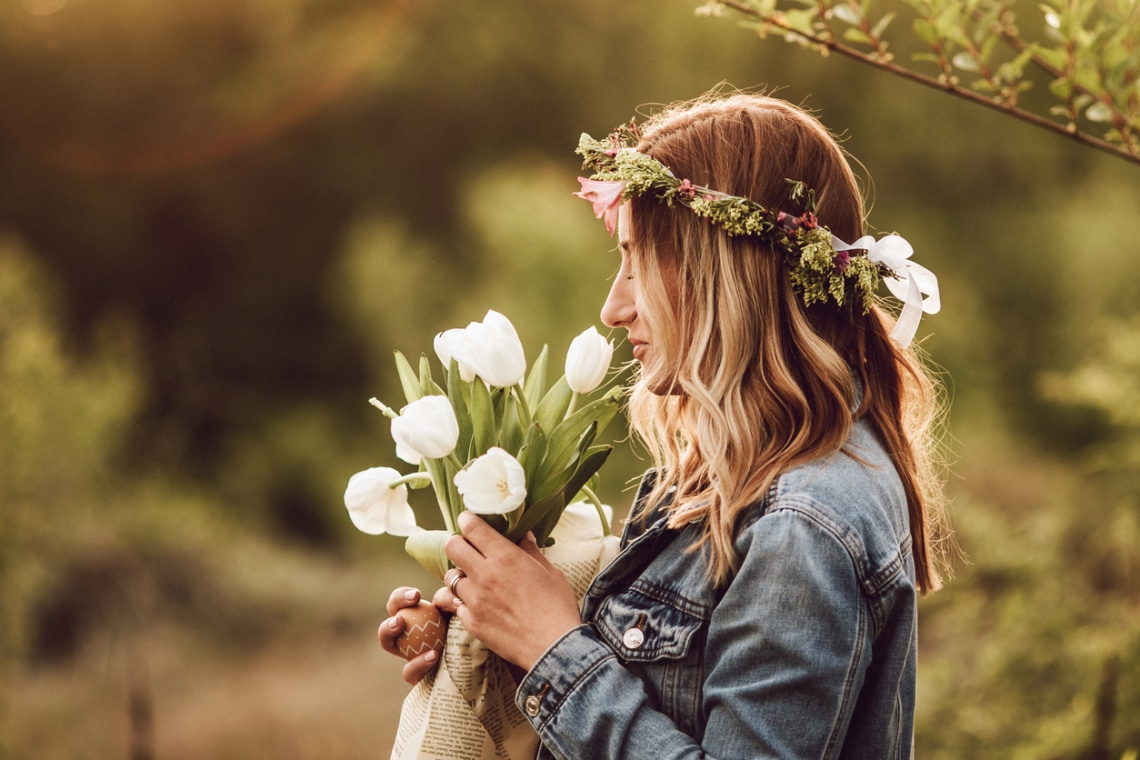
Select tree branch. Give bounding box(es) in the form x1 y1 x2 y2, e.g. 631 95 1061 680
713 0 1140 167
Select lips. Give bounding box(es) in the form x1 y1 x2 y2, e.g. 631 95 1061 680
629 339 648 361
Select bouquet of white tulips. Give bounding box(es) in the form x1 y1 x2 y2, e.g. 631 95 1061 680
344 308 621 577
345 310 623 760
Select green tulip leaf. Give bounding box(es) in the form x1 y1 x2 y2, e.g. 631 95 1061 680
405 530 452 580
527 446 614 544
419 355 444 397
471 378 497 454
535 421 598 500
447 361 474 459
518 423 548 486
524 345 550 410
420 457 453 531
507 492 564 544
538 390 620 483
444 457 463 526
500 393 524 454
394 351 422 404
534 375 573 434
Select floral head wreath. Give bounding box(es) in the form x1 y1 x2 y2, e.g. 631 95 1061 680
574 121 940 348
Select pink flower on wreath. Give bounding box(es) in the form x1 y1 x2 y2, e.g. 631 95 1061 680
575 178 625 236
797 212 819 230
677 179 697 200
834 249 851 272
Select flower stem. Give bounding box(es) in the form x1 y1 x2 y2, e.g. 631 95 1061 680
424 458 456 533
567 391 580 417
389 472 433 489
579 484 610 536
442 456 464 530
446 452 465 473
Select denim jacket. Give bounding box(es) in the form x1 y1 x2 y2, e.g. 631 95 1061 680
515 418 918 759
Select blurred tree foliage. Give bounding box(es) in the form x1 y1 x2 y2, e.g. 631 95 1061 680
0 236 140 661
697 0 1140 164
2 0 1140 756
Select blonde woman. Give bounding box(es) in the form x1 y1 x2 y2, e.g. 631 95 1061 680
381 92 947 759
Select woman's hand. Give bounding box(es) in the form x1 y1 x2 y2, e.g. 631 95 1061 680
378 587 445 685
443 512 583 672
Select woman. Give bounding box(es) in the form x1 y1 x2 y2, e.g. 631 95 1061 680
381 92 947 759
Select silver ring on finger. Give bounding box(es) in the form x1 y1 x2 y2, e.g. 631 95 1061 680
448 569 467 602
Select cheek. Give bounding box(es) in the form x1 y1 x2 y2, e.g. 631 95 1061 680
643 262 682 337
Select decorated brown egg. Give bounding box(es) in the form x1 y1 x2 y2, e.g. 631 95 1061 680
395 601 446 660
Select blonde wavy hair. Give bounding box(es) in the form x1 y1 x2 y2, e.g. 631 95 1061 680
625 92 948 594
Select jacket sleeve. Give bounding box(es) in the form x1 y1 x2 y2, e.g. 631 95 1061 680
514 504 874 760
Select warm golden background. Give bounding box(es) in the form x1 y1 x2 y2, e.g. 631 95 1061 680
2 0 1138 757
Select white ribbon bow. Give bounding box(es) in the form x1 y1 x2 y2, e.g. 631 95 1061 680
833 234 940 348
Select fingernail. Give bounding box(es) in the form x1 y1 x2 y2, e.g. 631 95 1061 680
403 589 417 601
457 511 472 530
388 618 399 629
424 650 437 663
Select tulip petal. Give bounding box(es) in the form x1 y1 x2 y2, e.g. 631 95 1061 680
391 395 460 461
454 447 527 514
565 326 614 394
344 467 418 536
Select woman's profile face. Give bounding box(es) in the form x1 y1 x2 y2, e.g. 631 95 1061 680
600 204 678 382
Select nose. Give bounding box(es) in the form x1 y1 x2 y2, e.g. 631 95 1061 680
600 272 635 329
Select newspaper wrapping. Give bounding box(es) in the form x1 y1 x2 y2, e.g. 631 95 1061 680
390 504 620 760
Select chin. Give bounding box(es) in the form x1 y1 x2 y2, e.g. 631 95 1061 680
640 363 682 396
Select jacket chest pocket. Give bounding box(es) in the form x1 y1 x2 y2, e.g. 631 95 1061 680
591 587 709 736
594 588 705 659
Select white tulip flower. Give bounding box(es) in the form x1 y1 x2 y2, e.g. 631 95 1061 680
565 326 614 394
453 447 527 514
344 467 420 536
391 395 460 463
434 328 478 382
456 310 527 388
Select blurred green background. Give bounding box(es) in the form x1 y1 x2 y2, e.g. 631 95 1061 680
1 0 1138 757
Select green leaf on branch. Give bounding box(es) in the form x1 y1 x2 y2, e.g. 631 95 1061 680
697 0 1140 165
914 18 939 45
871 11 896 39
782 7 821 36
1086 101 1114 123
953 51 980 71
831 3 862 26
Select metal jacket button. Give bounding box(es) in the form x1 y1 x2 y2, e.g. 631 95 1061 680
525 694 541 716
622 627 645 649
